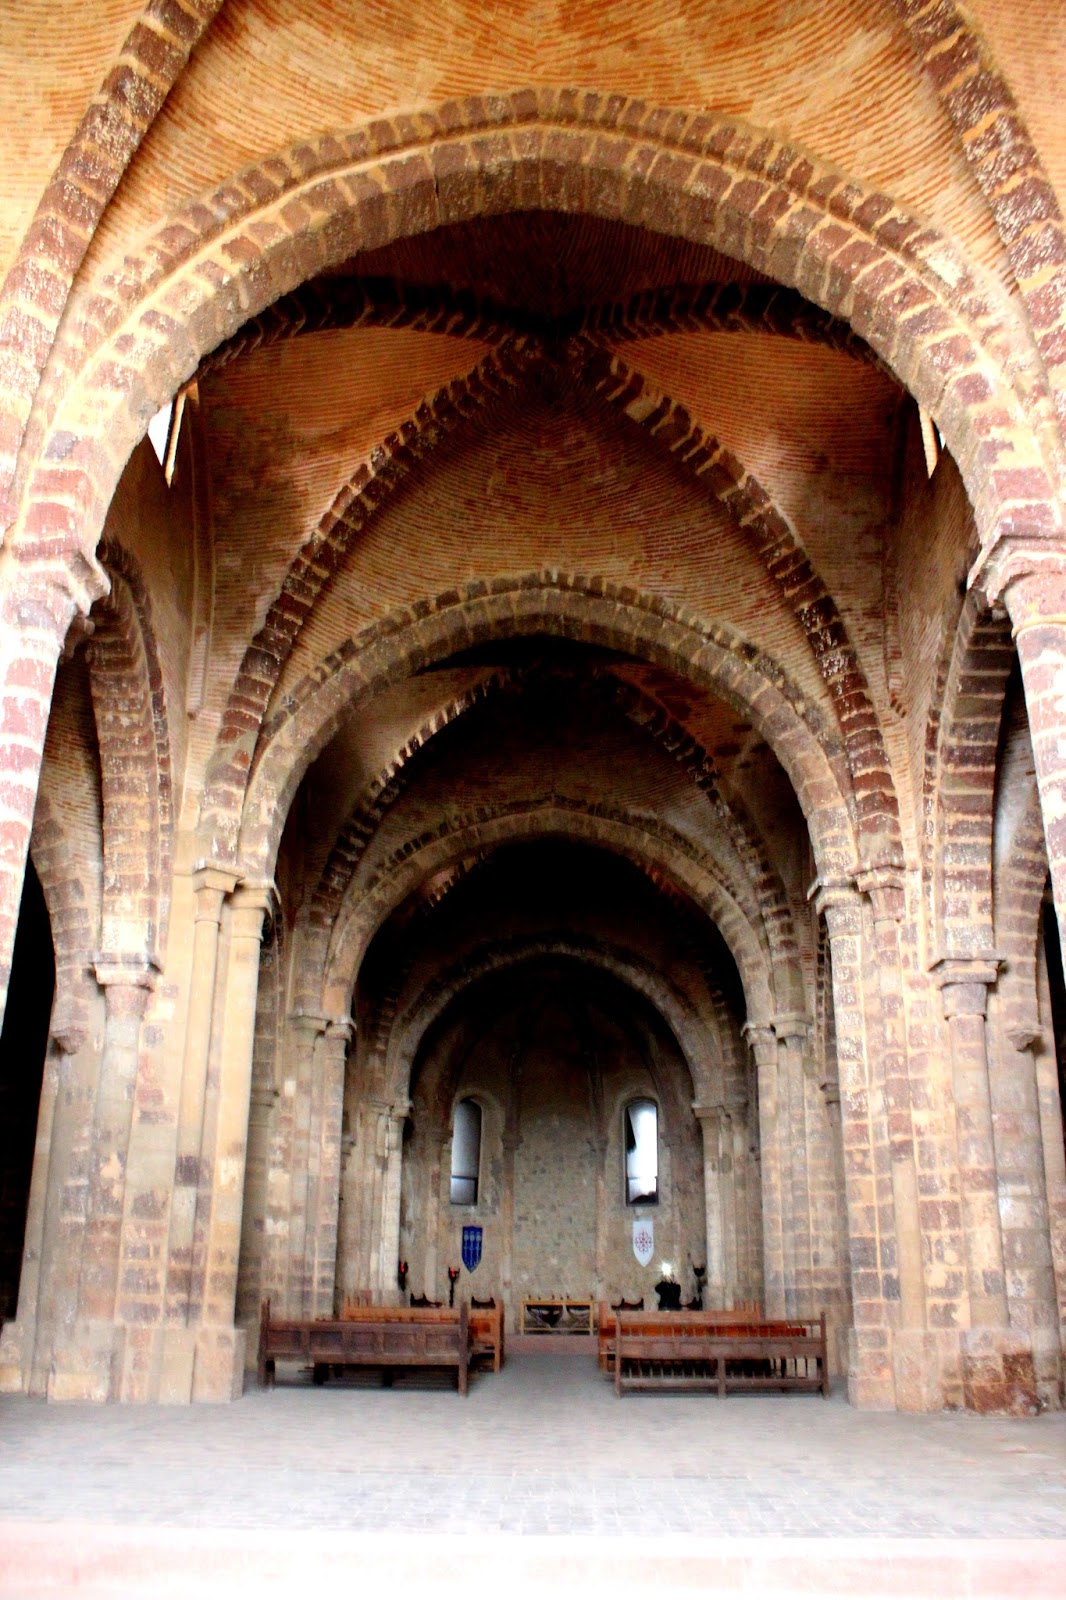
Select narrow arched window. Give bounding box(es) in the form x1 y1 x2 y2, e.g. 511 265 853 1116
624 1098 658 1204
450 1098 482 1205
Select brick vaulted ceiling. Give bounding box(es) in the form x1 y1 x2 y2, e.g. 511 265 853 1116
2 0 1064 1046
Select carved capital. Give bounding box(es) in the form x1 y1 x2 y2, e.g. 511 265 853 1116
854 864 906 924
969 533 1066 616
808 874 862 931
742 1020 777 1068
930 954 1002 1019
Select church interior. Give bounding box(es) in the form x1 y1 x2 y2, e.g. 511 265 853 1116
0 0 1065 1429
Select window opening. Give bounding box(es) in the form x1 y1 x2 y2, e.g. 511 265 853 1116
624 1097 658 1204
450 1097 482 1205
918 404 941 478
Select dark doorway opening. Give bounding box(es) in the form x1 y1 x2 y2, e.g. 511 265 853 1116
0 859 54 1319
1042 885 1066 1164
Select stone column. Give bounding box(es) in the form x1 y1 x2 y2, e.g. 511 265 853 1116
999 1017 1063 1406
933 956 1037 1412
165 863 237 1327
49 957 156 1398
729 1101 754 1304
188 880 272 1401
856 869 927 1333
693 1104 726 1307
372 1103 411 1297
744 1021 784 1318
283 1011 328 1313
236 1078 276 1335
812 880 899 1408
305 1017 352 1316
773 1015 814 1315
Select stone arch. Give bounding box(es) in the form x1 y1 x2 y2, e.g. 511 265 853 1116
320 798 777 1028
233 577 858 888
11 88 1062 616
930 589 1015 958
381 933 728 1110
89 541 173 969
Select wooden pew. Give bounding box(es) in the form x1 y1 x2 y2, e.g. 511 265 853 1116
469 1297 504 1372
612 1309 829 1397
258 1299 470 1394
341 1295 504 1373
596 1300 761 1371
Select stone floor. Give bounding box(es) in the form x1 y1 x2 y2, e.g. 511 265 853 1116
1 1354 1064 1595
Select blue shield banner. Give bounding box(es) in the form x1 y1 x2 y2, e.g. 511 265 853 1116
461 1225 483 1272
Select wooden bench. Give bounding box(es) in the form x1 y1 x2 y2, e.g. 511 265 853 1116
258 1298 470 1394
596 1300 762 1371
469 1297 504 1372
341 1296 504 1373
612 1310 829 1397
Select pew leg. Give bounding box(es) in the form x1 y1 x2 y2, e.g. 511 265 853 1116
312 1364 327 1386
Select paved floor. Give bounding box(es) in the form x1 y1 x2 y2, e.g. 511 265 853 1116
1 1355 1063 1595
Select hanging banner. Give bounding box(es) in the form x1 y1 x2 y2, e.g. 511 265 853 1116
632 1218 654 1267
461 1225 483 1272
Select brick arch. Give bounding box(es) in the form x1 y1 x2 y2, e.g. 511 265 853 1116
995 778 1048 1045
890 0 1066 433
27 793 94 1056
929 589 1015 958
90 541 173 968
12 88 1062 619
0 0 223 513
380 935 721 1110
319 798 777 1027
581 348 903 864
210 338 538 802
233 576 858 891
294 659 802 1014
206 277 882 379
585 281 882 368
198 277 521 381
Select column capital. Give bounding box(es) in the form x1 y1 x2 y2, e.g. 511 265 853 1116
324 1015 354 1043
290 1011 329 1047
190 860 240 897
92 952 159 991
807 874 862 925
854 864 906 923
692 1102 725 1124
968 533 1066 615
742 1019 777 1066
230 877 278 919
772 1012 812 1048
930 953 1003 1018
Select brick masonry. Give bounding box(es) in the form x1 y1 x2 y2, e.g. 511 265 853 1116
0 5 1062 1416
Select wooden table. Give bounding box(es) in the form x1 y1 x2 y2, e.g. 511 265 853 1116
520 1298 594 1335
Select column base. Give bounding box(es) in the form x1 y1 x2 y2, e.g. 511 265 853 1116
891 1329 946 1413
846 1326 896 1409
152 1325 247 1402
47 1320 127 1402
0 1318 30 1394
961 1327 1040 1415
